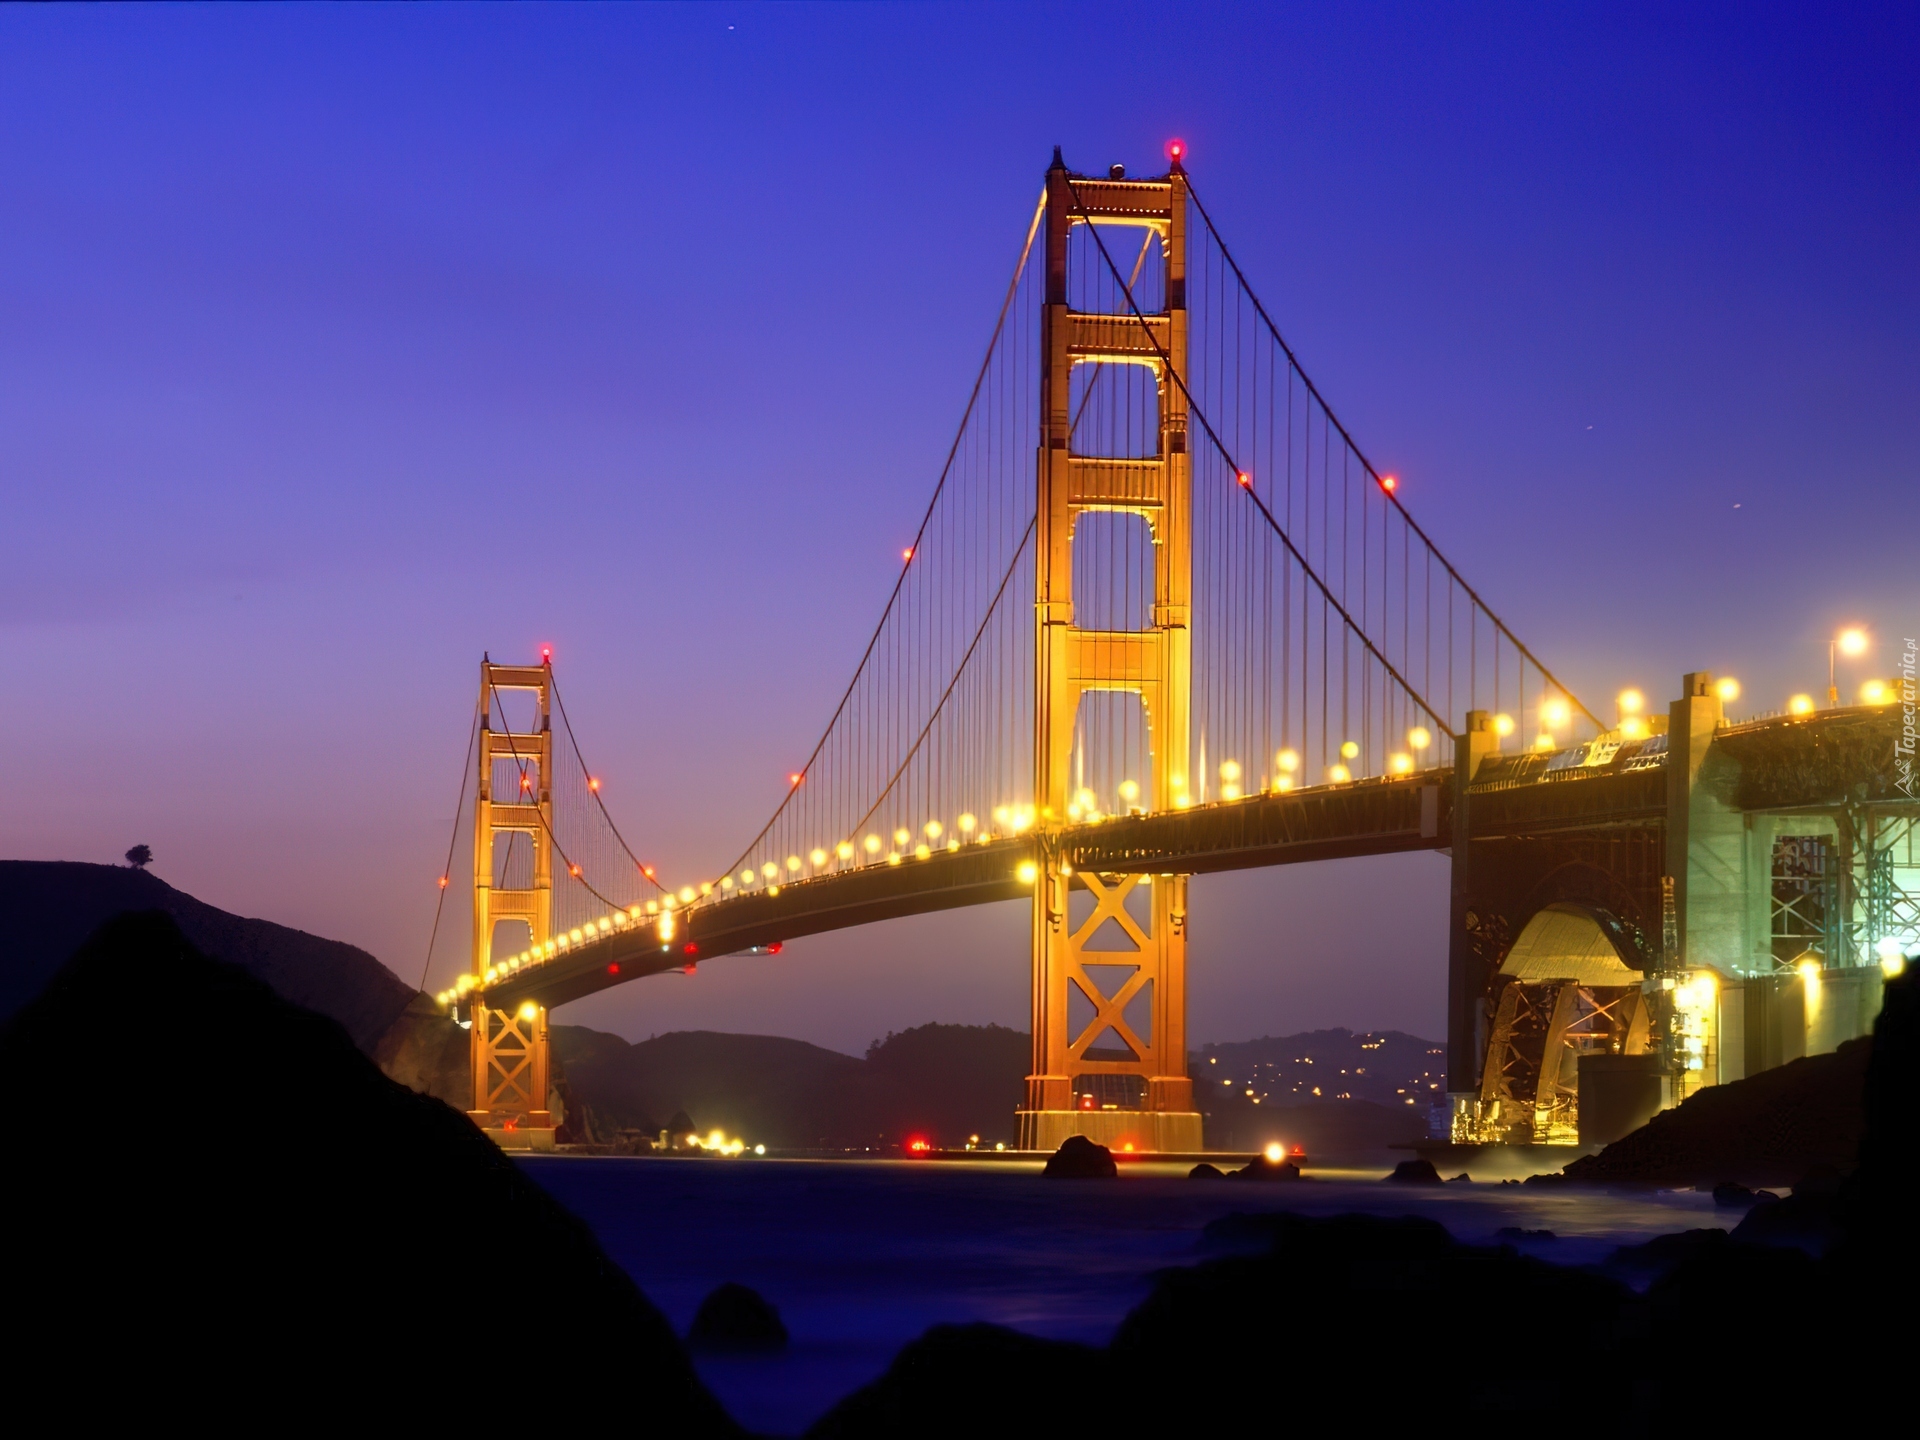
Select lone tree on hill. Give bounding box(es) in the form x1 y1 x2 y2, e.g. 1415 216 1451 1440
125 845 153 870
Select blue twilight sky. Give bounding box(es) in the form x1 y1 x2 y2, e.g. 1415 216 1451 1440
1 4 1913 1054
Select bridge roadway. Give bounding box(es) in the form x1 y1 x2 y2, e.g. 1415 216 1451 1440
479 706 1891 1015
480 768 1450 1010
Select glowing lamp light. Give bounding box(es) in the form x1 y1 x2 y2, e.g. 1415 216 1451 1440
925 819 944 839
438 875 449 890
1340 740 1360 760
1017 860 1039 884
1534 733 1555 752
1796 957 1821 981
540 645 552 663
678 886 695 904
1789 693 1815 716
1264 1142 1285 1163
1276 748 1300 773
588 777 600 792
837 841 855 860
957 813 977 833
1715 677 1741 703
1493 713 1515 737
1389 752 1414 774
809 848 828 867
786 855 802 873
789 772 803 787
1166 138 1185 162
1862 679 1891 705
762 862 779 880
740 869 755 886
1617 689 1645 715
1620 717 1647 739
887 852 903 866
1327 764 1352 783
1541 699 1571 730
1837 627 1869 658
1237 471 1252 489
1274 775 1294 792
864 834 883 854
893 828 911 847
517 1002 538 1022
914 843 931 860
1379 474 1397 493
1118 779 1139 804
902 546 914 562
1407 727 1432 751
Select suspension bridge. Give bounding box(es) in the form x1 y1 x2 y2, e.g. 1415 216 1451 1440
429 148 1918 1154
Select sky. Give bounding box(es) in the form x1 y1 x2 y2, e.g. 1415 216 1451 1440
1 4 1914 1055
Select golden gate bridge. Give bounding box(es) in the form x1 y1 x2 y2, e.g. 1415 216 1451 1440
425 148 1918 1156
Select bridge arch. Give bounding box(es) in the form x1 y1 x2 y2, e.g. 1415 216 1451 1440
1498 901 1642 984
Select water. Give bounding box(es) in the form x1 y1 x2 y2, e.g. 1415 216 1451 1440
523 1155 1722 1436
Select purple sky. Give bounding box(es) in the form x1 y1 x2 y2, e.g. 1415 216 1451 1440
2 5 1913 1055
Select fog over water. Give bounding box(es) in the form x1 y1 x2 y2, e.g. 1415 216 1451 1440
529 1157 1722 1436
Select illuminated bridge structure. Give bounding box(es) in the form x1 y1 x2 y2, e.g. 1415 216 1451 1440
434 150 1919 1154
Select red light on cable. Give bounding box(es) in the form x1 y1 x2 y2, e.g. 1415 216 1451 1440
438 876 448 890
588 777 600 792
902 546 914 563
1236 471 1252 489
569 864 581 877
789 772 803 787
1380 474 1397 493
641 865 654 878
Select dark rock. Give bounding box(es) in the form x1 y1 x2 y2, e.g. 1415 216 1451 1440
1386 1157 1442 1184
1043 1134 1117 1178
0 913 740 1432
1522 1170 1570 1186
1730 1190 1840 1257
807 1323 1110 1437
1449 1172 1472 1182
1713 1180 1758 1207
1495 1226 1556 1241
1604 1228 1731 1283
689 1282 789 1352
1564 1039 1870 1188
1227 1155 1301 1181
1188 1162 1225 1179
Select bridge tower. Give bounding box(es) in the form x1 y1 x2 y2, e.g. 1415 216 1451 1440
1019 151 1204 1154
468 658 556 1150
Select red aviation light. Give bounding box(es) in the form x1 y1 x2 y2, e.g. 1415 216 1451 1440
1236 471 1252 489
540 645 552 664
1380 474 1398 493
906 1136 932 1155
683 942 699 956
1167 138 1185 163
607 963 621 975
767 941 784 954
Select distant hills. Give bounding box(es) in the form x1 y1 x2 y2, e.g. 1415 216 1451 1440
556 1022 1032 1149
0 861 1443 1155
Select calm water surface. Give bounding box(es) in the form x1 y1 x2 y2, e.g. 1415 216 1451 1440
523 1156 1721 1436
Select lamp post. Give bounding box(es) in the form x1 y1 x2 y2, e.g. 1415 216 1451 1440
1829 628 1869 708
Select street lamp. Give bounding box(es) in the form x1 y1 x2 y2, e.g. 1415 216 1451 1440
1829 627 1869 707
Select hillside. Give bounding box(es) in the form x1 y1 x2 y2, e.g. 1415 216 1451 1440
0 861 416 1049
554 1022 1031 1149
0 909 737 1430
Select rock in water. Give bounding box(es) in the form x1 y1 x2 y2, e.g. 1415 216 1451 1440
1044 1134 1117 1177
1188 1162 1226 1180
1387 1157 1443 1184
0 912 741 1433
689 1282 789 1352
1227 1155 1301 1181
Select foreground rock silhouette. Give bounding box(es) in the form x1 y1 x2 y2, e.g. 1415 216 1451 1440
0 912 740 1431
690 1282 790 1352
808 970 1919 1432
1042 1134 1117 1177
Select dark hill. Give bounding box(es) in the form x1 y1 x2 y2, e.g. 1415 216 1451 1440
0 911 739 1430
1562 1038 1871 1188
0 860 414 1049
